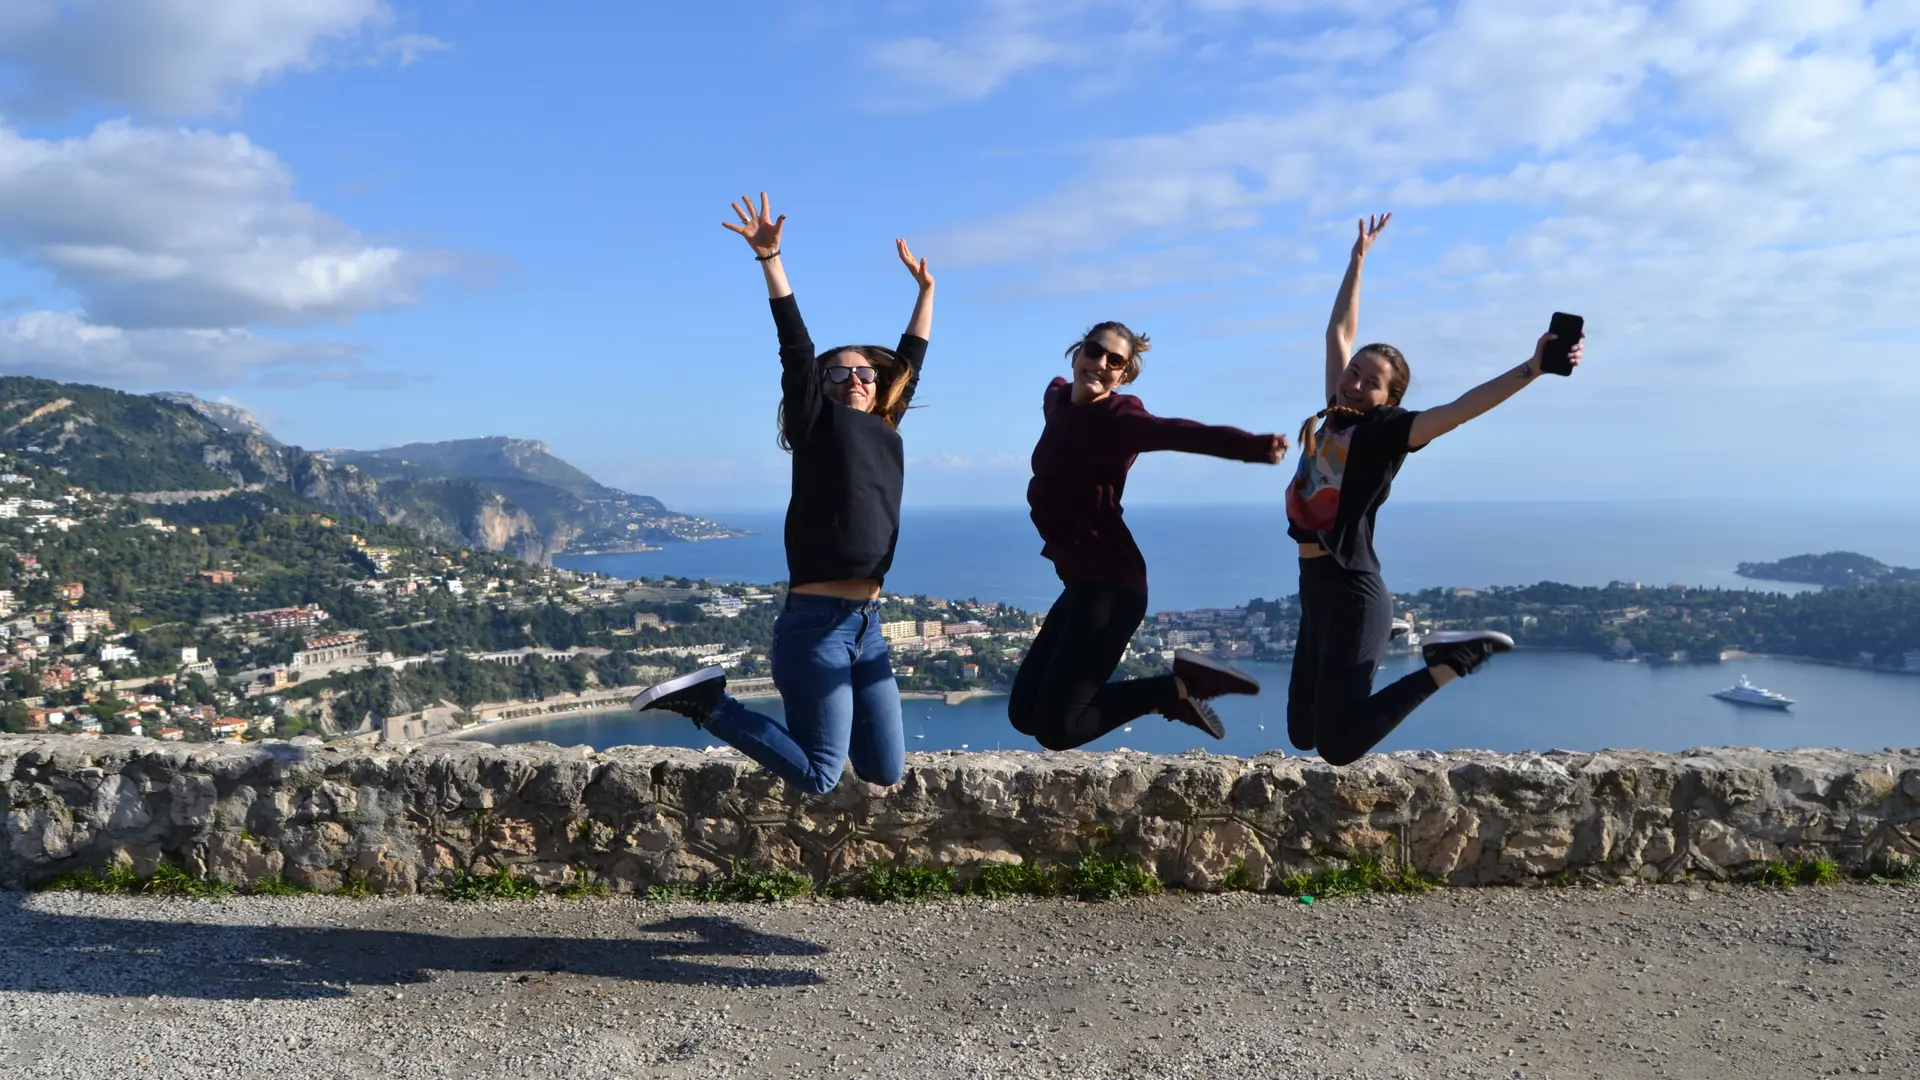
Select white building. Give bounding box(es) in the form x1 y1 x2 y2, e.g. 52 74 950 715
98 644 137 663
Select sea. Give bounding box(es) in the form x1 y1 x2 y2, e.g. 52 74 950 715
463 500 1920 757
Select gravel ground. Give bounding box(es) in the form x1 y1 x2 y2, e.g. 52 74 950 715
2 884 1916 1079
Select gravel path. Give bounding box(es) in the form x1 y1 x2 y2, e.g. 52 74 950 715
3 884 1916 1079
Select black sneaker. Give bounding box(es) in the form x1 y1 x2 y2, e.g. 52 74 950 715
1173 649 1261 699
632 666 728 727
1421 630 1515 677
1162 679 1226 739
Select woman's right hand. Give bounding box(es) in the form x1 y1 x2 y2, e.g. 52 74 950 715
723 191 785 257
1351 212 1391 260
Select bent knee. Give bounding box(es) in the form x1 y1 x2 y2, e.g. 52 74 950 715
1316 745 1365 768
855 763 904 788
793 771 842 797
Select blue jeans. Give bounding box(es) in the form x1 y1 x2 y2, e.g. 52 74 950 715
704 594 905 795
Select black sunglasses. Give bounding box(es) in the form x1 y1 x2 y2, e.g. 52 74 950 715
825 365 877 385
1079 341 1129 368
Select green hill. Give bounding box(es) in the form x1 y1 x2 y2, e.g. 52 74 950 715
0 378 737 563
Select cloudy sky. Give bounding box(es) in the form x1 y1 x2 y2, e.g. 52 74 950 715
0 0 1915 509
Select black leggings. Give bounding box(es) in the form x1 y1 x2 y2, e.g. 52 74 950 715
1287 555 1440 766
1009 579 1181 751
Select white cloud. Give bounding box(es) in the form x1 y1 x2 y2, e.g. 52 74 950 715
922 0 1920 400
0 309 398 390
0 0 442 118
867 0 1177 105
0 119 438 329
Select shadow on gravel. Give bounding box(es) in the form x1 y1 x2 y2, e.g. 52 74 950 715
0 895 828 999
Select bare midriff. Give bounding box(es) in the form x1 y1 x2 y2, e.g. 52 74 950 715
790 578 883 601
1297 542 1331 559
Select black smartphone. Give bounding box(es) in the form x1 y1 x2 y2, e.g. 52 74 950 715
1541 312 1582 376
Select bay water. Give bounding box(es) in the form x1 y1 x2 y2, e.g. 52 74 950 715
502 500 1920 756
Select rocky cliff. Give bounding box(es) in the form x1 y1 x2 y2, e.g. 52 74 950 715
5 737 1917 894
0 377 734 563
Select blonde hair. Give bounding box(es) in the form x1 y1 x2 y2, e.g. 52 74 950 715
1065 321 1151 385
1297 344 1410 458
777 344 914 451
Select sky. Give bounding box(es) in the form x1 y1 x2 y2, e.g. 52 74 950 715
0 0 1915 511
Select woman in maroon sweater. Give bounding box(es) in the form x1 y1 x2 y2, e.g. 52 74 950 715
1011 324 1289 750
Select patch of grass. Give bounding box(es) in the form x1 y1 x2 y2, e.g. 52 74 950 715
963 861 1062 899
1273 855 1430 899
34 860 235 898
1800 858 1839 886
1753 858 1841 888
441 867 543 902
647 870 814 904
32 863 142 893
1061 854 1161 901
144 861 235 898
1867 853 1920 885
1221 859 1261 892
245 877 313 897
333 871 375 898
860 865 956 902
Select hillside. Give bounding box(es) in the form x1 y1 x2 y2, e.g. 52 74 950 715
327 437 730 555
1736 551 1920 587
0 378 737 562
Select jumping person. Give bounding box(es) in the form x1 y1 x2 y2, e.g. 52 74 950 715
631 192 933 794
1287 213 1583 766
1010 322 1290 751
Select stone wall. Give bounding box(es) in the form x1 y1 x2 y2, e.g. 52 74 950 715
5 735 1919 893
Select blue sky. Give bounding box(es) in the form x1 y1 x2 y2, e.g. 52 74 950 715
0 1 1916 511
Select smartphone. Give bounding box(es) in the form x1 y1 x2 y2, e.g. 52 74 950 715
1541 312 1582 376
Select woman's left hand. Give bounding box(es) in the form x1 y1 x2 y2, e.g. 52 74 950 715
1528 330 1585 373
1264 434 1290 463
897 239 934 291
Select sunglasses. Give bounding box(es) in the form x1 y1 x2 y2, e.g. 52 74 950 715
1079 341 1129 368
824 365 877 386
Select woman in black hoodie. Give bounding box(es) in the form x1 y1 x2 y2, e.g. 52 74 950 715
632 192 932 795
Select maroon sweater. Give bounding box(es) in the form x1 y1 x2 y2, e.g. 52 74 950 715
1027 377 1275 593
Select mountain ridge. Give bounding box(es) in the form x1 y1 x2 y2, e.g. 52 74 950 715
0 378 739 563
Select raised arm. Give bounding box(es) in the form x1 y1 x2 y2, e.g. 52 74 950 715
727 192 821 443
897 238 933 340
1407 330 1585 447
892 239 934 414
1325 213 1391 402
724 191 790 299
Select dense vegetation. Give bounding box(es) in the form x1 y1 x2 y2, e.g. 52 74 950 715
1405 581 1920 666
1737 551 1919 587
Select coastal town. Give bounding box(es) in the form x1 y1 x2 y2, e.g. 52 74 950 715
3 432 1917 750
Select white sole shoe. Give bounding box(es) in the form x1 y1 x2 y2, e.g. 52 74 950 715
631 665 726 711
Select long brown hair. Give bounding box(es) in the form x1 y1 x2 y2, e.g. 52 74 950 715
1065 321 1150 385
1297 344 1411 458
777 344 914 451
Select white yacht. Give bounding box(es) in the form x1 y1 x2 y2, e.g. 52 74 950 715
1711 675 1794 710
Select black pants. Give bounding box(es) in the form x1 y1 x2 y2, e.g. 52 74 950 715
1009 579 1180 751
1287 555 1440 766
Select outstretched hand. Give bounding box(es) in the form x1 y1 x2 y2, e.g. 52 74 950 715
897 238 934 291
1264 434 1290 464
1352 213 1391 260
722 191 785 257
1528 330 1586 374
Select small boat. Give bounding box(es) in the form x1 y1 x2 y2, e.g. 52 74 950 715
1711 675 1794 710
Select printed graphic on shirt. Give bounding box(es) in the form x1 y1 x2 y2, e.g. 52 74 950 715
1285 424 1353 533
